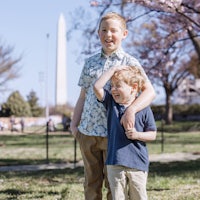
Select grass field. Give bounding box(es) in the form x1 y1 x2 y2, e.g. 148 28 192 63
0 122 200 199
0 159 199 200
0 130 199 166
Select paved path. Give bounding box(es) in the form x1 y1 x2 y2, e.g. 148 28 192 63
149 152 200 163
0 152 199 172
0 161 84 172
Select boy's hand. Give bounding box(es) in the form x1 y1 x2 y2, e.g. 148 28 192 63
125 128 139 140
120 108 136 131
112 65 128 72
70 123 79 137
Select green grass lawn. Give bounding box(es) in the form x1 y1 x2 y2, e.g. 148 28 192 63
0 132 82 166
0 130 199 166
0 122 199 199
0 160 199 199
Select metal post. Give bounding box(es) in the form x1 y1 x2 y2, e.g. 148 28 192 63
45 33 50 163
74 138 77 168
46 121 49 163
161 119 164 153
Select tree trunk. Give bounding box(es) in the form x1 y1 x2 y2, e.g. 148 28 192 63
165 90 173 124
188 28 200 61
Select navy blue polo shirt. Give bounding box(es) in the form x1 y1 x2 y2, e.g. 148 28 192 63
100 90 157 172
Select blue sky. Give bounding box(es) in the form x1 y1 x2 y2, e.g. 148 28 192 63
0 0 94 107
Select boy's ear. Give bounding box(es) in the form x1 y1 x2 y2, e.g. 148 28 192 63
123 29 128 39
131 83 138 93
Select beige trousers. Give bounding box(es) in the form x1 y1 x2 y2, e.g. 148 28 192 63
107 165 148 200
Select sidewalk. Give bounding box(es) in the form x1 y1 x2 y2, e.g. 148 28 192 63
149 152 200 163
0 152 199 172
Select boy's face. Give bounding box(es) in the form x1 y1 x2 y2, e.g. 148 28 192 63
98 18 128 55
111 80 135 105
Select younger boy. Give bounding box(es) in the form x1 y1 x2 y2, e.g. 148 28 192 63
94 65 157 200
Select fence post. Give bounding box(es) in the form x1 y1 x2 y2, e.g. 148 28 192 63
74 138 77 168
46 121 49 163
161 119 164 153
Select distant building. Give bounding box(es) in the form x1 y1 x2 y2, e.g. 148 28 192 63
173 78 200 104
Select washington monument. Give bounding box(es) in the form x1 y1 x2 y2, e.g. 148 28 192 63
55 13 67 106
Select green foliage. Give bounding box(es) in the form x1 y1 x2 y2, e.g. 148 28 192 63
0 90 44 117
151 104 200 121
156 121 200 132
0 91 31 117
27 90 44 117
173 104 200 115
151 105 166 120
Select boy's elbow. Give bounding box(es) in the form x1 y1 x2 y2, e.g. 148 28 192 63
153 131 157 140
93 84 100 98
146 82 156 100
93 84 97 93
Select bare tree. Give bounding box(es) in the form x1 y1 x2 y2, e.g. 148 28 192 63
132 23 191 123
0 42 21 92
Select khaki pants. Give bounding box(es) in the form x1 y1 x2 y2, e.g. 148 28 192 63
107 165 148 200
76 131 112 200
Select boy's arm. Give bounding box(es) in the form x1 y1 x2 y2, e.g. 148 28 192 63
70 88 85 136
121 81 156 131
94 66 125 101
126 129 157 142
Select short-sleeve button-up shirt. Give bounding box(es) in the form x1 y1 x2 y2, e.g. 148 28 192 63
78 48 148 137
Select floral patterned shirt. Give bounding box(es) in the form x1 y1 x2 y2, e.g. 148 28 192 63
78 48 148 137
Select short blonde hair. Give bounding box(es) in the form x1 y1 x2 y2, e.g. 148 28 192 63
111 66 145 92
98 12 127 30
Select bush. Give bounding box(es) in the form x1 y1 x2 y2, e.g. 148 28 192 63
151 104 200 121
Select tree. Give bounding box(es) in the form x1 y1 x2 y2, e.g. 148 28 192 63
0 91 31 117
128 0 200 123
133 26 191 123
27 90 44 117
70 0 200 124
0 42 21 92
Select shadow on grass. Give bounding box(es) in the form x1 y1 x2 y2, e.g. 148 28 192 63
149 159 200 176
0 189 60 199
0 159 200 200
1 166 84 181
0 189 26 196
2 159 199 179
0 158 73 166
1 161 199 199
0 134 74 146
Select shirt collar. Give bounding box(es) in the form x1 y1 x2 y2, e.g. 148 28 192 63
100 48 124 60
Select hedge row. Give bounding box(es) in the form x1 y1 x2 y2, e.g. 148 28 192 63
151 104 200 121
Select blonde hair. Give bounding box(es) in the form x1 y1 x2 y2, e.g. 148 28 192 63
98 12 127 30
111 66 145 92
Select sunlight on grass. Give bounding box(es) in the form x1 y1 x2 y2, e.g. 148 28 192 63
0 122 200 199
1 161 199 200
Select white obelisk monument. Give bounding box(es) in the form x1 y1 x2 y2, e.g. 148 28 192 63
55 13 67 106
